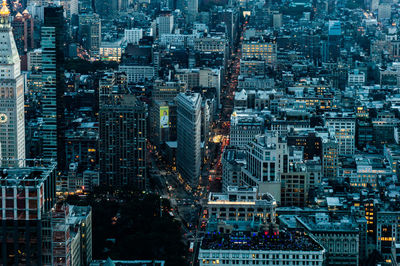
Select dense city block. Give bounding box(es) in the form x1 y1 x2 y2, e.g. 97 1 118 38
1 0 400 264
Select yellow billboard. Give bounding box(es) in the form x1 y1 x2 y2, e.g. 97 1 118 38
160 106 169 128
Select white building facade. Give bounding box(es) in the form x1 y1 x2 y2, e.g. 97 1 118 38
207 186 277 224
230 112 264 148
324 112 356 156
119 65 155 83
0 3 25 165
198 249 325 266
124 28 143 44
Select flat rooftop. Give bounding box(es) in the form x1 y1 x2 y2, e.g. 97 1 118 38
208 187 276 205
231 112 264 126
324 112 355 119
90 259 165 266
297 214 359 233
0 159 56 188
223 148 246 163
200 230 323 252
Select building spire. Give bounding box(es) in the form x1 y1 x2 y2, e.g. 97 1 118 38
0 0 9 17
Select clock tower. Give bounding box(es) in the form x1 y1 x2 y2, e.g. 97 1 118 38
0 0 25 166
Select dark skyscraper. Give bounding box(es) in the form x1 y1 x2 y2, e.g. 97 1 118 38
327 20 341 62
99 72 147 188
41 6 66 170
78 13 101 55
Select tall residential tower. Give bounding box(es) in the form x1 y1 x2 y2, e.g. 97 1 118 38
98 72 147 188
41 6 66 169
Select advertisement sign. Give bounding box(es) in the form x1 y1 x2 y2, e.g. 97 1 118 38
160 106 169 128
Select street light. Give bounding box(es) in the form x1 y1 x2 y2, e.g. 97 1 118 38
160 196 163 217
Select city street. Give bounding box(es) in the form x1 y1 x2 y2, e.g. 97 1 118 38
147 21 246 265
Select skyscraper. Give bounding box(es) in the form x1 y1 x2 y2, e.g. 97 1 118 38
187 0 198 23
79 13 101 54
99 72 147 188
157 12 174 36
176 92 202 187
327 20 341 62
60 0 78 19
11 10 34 55
0 159 57 265
41 6 66 170
0 0 25 166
